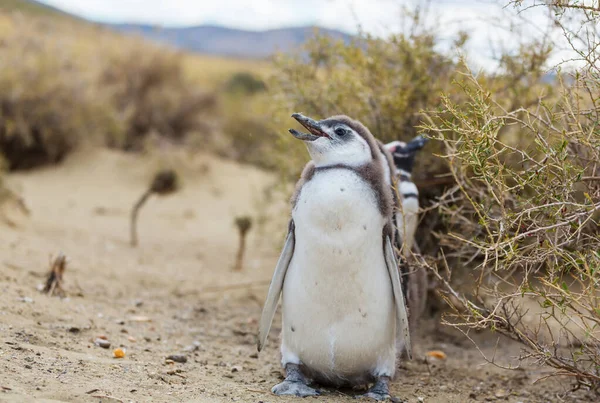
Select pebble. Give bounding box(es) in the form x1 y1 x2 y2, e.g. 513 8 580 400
425 350 447 360
183 341 201 352
113 348 126 358
166 355 187 363
94 339 111 349
129 315 151 322
231 366 243 373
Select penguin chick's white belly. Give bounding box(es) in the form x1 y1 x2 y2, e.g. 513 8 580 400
282 168 397 384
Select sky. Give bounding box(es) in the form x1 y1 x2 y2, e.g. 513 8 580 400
36 0 563 71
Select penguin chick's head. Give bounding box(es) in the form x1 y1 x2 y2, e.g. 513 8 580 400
384 135 429 174
290 113 376 167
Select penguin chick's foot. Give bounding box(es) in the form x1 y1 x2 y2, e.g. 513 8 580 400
271 363 320 397
359 376 402 402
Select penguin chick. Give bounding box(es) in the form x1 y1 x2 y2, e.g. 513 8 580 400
384 135 429 334
384 135 429 255
258 113 411 401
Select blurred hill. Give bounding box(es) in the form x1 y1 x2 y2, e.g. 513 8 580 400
2 0 352 59
0 0 78 18
109 24 353 59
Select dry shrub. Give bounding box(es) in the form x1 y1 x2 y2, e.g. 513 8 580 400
0 12 216 170
219 90 280 170
0 14 118 169
266 24 460 183
421 1 600 392
101 45 217 151
225 72 267 95
263 15 555 253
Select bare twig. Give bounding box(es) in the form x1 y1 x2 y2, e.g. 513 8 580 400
42 253 67 298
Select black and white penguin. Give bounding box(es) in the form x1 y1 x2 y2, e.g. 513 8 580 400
384 135 429 333
384 135 428 256
258 113 411 400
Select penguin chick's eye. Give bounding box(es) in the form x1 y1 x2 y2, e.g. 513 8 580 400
334 127 347 137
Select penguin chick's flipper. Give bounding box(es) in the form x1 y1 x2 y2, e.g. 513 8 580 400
384 236 412 359
271 363 320 397
359 376 402 402
257 223 295 352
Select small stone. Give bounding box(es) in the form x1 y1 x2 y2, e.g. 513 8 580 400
249 352 258 359
113 348 126 358
231 365 243 373
166 355 187 363
417 397 424 402
495 389 508 398
68 327 80 333
94 339 111 349
183 341 201 352
129 315 151 322
19 297 33 303
425 350 447 360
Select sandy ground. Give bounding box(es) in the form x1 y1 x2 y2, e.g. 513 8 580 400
0 149 594 403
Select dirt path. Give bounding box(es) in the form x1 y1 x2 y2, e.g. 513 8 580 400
0 150 593 402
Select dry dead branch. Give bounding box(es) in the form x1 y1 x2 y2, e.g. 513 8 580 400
130 169 179 247
233 216 253 271
42 253 68 297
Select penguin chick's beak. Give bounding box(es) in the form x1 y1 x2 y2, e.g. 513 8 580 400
403 135 429 153
289 113 330 141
